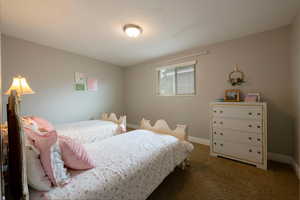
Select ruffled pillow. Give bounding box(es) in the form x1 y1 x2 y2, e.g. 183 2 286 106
58 136 96 170
22 117 39 132
24 128 70 186
29 116 55 132
26 143 52 191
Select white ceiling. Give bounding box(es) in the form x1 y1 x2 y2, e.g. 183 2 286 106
2 0 300 67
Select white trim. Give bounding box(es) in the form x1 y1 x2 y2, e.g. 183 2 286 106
267 152 294 164
292 160 300 180
156 60 197 71
156 63 196 97
127 123 139 129
188 136 210 145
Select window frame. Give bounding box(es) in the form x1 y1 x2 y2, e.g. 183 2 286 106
156 60 196 96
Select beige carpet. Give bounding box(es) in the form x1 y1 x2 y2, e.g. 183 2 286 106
147 144 299 200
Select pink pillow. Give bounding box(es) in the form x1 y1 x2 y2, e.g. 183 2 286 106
24 128 70 186
30 117 55 132
58 136 95 170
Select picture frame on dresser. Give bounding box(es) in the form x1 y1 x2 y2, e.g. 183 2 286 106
210 102 267 170
224 89 240 102
245 93 261 102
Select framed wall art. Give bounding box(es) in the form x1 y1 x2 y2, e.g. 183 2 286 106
224 89 240 102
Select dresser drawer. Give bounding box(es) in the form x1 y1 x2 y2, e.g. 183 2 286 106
212 128 262 146
212 140 263 163
212 118 262 133
212 105 262 120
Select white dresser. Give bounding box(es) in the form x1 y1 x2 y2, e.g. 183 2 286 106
210 102 267 170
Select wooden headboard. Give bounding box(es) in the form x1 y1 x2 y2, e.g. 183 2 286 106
6 91 29 200
101 113 126 126
101 113 126 132
140 118 188 141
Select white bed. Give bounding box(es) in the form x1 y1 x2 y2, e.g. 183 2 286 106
5 93 193 200
31 129 193 200
55 113 126 144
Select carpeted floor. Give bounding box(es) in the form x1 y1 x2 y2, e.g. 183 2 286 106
147 144 299 200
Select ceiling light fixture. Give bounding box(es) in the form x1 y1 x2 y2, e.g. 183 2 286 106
123 24 143 38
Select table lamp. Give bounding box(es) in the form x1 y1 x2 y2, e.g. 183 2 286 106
5 76 35 101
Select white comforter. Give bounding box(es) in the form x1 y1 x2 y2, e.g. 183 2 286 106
31 130 193 200
55 120 119 144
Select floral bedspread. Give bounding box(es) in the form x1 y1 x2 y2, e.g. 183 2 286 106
30 130 193 200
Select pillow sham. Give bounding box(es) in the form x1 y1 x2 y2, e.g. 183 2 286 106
30 116 55 132
22 117 39 132
58 136 95 170
26 144 52 191
24 128 70 186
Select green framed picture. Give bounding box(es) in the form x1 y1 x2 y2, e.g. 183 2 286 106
75 83 86 91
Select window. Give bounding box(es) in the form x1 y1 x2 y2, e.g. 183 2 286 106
157 61 196 96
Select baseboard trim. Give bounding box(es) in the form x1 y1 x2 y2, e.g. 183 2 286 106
267 153 300 179
188 136 210 145
267 152 294 165
292 160 300 179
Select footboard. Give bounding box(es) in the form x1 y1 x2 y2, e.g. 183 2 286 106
140 118 192 170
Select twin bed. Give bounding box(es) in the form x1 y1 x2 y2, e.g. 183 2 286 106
55 113 126 144
6 92 193 200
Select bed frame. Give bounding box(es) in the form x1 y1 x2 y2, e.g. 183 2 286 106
6 91 29 200
141 118 187 141
4 94 128 200
140 118 190 169
4 92 190 200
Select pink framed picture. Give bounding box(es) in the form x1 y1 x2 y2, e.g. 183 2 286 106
87 78 98 91
245 93 261 102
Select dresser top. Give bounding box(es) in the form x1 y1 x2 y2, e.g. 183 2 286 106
210 102 267 106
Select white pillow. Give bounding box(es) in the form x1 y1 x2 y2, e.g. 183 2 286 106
26 144 52 191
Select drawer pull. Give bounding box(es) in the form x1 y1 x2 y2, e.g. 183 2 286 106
257 138 261 142
220 133 223 136
220 121 223 125
257 113 261 116
214 132 217 135
257 151 261 154
248 137 252 140
214 110 217 113
248 112 252 115
220 110 223 114
257 125 261 129
214 142 217 145
214 121 216 124
220 144 223 147
249 149 252 153
248 124 252 128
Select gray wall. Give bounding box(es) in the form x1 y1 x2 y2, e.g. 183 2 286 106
1 26 295 157
124 26 293 156
2 35 124 124
291 12 300 165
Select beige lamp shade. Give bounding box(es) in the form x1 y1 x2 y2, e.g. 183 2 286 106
5 76 35 96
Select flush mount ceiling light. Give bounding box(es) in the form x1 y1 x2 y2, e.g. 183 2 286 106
123 24 143 38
